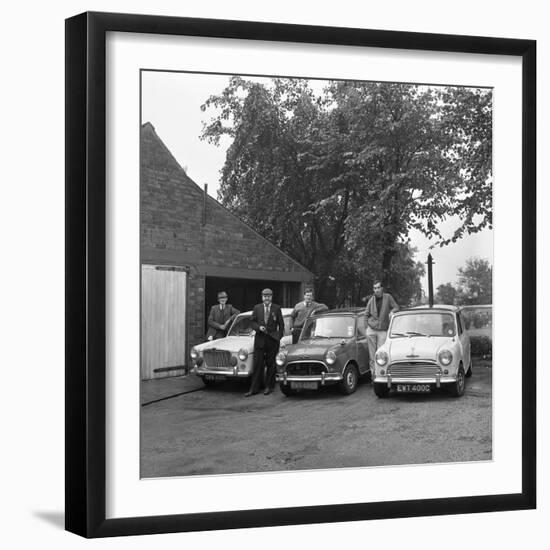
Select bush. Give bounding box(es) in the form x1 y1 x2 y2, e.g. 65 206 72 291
473 313 484 329
470 335 492 357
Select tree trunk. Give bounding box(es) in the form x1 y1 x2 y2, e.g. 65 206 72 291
381 247 395 288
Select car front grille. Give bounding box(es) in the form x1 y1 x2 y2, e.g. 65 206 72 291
286 362 327 376
203 350 232 368
388 362 442 378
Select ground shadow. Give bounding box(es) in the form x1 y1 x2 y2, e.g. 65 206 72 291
32 510 65 530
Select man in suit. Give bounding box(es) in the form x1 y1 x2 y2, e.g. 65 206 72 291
245 288 285 397
206 291 240 341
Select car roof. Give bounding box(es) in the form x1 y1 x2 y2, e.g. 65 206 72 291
311 307 364 317
400 304 459 313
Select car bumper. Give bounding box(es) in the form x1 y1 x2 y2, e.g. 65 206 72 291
193 365 251 378
276 372 343 385
374 374 458 388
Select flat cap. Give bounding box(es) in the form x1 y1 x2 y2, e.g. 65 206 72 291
261 288 273 296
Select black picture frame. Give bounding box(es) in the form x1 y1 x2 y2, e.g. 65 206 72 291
65 11 536 538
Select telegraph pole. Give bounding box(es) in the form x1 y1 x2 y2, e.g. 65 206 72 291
427 253 434 308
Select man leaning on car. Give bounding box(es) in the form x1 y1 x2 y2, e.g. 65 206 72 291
365 281 399 374
206 291 240 341
290 288 328 344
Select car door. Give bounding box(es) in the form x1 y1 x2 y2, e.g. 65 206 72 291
461 311 472 368
355 314 370 374
281 315 293 346
456 312 471 368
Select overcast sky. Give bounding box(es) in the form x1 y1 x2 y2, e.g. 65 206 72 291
141 70 493 292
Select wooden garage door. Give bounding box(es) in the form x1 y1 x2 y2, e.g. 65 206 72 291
141 265 187 380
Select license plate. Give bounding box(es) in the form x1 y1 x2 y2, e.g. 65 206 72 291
204 374 227 381
291 381 318 390
396 384 431 393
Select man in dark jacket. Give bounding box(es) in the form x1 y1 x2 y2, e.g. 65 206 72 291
206 291 240 341
245 288 285 397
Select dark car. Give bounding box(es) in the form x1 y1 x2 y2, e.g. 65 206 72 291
275 308 370 396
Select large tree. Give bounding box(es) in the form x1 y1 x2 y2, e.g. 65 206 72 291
325 81 492 278
201 77 359 300
200 77 492 304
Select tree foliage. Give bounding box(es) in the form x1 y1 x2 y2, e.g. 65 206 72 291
434 257 492 306
456 257 493 305
435 282 458 305
200 77 492 306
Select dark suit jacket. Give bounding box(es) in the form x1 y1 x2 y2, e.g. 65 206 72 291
250 302 284 348
206 304 240 339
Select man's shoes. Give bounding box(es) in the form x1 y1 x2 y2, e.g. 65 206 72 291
244 391 256 397
263 388 273 395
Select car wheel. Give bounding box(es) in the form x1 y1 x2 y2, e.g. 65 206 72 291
465 355 473 378
449 365 466 397
279 382 295 397
373 382 390 398
339 364 359 395
202 377 214 388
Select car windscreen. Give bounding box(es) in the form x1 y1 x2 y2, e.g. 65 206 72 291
228 315 254 336
301 316 355 340
228 314 292 336
390 312 456 338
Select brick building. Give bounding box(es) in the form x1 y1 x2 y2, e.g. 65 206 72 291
140 122 312 379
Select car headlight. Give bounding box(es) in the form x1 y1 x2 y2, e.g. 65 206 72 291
438 349 453 366
276 352 287 366
325 350 337 365
237 348 248 361
190 347 199 360
375 350 389 366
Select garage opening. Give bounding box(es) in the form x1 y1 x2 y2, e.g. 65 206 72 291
204 276 303 330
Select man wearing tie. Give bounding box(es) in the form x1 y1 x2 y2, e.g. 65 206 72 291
206 291 240 341
245 288 285 397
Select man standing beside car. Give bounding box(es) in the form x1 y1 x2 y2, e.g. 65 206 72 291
206 291 240 341
290 288 329 344
365 281 399 374
245 288 285 396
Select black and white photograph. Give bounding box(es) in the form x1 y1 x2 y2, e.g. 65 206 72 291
140 71 493 479
2 0 543 545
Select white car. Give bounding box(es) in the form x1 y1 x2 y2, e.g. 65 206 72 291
191 308 294 385
373 305 472 398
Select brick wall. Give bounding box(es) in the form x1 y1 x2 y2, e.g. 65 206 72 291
140 123 311 349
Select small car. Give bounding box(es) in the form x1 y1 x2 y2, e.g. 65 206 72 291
275 308 370 396
191 308 294 385
372 305 472 398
